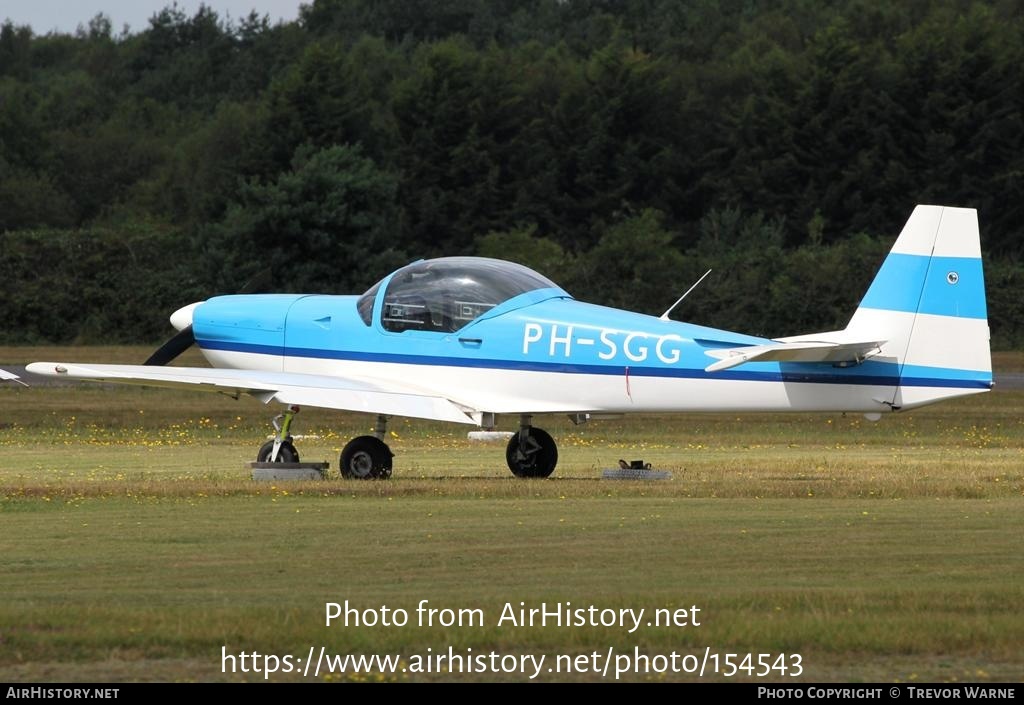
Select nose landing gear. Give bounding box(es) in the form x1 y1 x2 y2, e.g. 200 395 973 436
256 405 301 463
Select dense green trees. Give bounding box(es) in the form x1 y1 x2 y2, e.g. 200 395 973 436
0 1 1021 346
201 142 406 294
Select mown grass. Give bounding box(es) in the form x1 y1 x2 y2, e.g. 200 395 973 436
0 348 1022 683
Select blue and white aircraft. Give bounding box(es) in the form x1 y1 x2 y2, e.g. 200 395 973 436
27 205 992 479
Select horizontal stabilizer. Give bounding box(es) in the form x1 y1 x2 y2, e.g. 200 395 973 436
24 362 478 425
704 340 885 373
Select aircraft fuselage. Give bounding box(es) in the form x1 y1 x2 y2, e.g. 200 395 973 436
192 291 989 418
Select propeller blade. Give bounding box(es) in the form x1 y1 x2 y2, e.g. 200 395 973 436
144 325 195 366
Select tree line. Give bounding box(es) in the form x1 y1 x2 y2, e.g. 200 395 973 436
1 0 1021 346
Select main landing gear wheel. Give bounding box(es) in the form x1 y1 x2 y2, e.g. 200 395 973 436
256 439 299 463
506 427 558 478
340 435 394 479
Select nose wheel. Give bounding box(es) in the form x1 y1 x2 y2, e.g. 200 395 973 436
257 438 299 463
256 405 301 463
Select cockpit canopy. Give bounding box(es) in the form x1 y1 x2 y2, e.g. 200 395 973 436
357 257 562 332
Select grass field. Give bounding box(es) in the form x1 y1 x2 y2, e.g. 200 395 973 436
1 347 1022 682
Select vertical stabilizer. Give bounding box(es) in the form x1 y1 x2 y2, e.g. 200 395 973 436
845 205 992 409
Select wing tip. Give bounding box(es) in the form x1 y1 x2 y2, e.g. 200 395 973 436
25 362 67 376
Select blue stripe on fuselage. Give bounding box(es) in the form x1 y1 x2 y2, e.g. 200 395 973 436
195 337 992 390
191 292 990 393
858 254 987 319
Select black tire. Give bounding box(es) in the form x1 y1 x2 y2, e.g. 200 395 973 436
340 435 394 479
257 439 299 463
505 427 558 478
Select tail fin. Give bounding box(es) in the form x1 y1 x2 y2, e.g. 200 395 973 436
845 205 993 409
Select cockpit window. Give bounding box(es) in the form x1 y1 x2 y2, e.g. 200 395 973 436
365 257 559 333
356 280 381 326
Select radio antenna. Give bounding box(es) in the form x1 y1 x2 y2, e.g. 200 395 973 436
660 269 712 321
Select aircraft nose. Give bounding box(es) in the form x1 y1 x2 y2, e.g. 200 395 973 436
170 302 204 331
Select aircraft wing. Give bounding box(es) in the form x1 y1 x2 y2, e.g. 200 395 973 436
703 340 885 373
1 368 28 386
24 362 479 425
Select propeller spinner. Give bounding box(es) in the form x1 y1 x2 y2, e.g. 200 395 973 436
144 302 204 366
